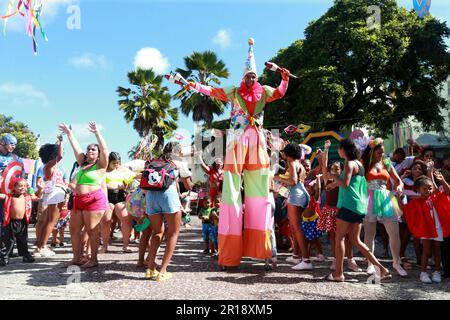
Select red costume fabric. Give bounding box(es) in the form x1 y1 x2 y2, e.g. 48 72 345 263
403 191 450 239
3 194 32 227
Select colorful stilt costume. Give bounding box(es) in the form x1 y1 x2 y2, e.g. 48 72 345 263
191 39 289 266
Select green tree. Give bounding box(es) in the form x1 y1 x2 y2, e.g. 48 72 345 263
117 68 178 152
0 114 39 159
174 51 230 124
263 0 450 136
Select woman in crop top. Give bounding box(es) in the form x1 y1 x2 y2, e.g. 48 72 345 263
274 143 313 271
101 151 137 253
59 122 109 268
361 138 407 277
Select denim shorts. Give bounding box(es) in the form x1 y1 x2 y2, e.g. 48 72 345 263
336 207 364 224
287 183 310 209
145 185 181 215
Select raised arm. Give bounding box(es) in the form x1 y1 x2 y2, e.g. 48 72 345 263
88 122 109 169
195 151 211 175
59 123 85 166
433 170 450 195
265 68 290 103
188 82 230 103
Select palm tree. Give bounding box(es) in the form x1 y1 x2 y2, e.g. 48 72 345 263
117 68 178 152
174 51 230 124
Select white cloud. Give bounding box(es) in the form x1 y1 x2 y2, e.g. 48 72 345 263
68 53 109 69
0 83 49 108
133 48 170 74
212 29 232 49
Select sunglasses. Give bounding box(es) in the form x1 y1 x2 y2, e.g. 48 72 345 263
87 147 97 151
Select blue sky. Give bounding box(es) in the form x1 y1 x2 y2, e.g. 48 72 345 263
1 0 449 171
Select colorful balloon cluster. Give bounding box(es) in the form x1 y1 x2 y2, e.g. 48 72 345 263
1 0 48 55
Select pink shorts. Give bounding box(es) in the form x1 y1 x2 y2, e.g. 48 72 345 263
73 189 107 212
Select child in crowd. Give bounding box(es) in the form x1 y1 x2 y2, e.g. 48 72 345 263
210 207 219 258
302 174 324 261
198 199 216 255
51 197 70 247
400 160 428 267
0 178 44 266
180 192 192 228
401 172 450 283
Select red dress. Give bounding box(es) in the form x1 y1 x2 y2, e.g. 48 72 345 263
403 191 450 239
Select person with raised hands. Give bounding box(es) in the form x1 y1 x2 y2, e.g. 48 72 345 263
58 122 109 268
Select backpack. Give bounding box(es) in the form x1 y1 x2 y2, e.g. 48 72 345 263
140 159 177 191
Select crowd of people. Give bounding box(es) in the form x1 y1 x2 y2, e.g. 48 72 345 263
0 39 449 286
1 121 450 285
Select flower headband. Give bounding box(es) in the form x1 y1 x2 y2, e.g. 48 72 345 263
368 138 383 149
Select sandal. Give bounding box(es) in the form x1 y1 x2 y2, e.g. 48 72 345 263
347 259 362 272
379 271 393 281
145 268 159 280
324 273 345 282
156 271 172 282
400 257 413 270
63 260 83 268
123 247 133 253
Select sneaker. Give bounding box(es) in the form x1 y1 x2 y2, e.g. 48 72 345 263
156 271 173 282
316 254 325 262
367 264 376 275
286 256 301 264
32 249 42 257
431 271 441 283
144 268 159 280
393 263 408 277
292 260 313 271
40 248 56 257
347 259 362 272
420 272 432 284
329 260 336 271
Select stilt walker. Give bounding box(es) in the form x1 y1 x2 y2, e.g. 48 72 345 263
187 39 291 267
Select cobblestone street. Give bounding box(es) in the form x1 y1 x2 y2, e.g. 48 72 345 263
0 217 449 300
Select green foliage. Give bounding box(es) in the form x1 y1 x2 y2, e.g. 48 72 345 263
0 114 38 159
263 0 450 137
117 68 178 152
175 51 230 124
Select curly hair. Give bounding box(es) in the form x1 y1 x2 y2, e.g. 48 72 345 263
282 143 303 160
339 138 360 161
39 144 59 164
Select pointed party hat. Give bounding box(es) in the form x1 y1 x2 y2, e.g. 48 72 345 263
243 38 257 78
